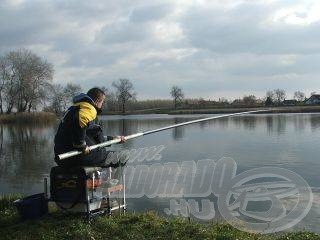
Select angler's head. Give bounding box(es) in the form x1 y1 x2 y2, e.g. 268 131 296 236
87 87 106 114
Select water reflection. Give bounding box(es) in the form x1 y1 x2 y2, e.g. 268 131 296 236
1 113 320 231
172 118 185 141
293 115 307 132
0 126 3 160
1 114 320 195
276 115 286 135
0 124 56 194
217 117 229 129
101 116 198 141
241 116 256 130
266 115 274 135
310 114 320 130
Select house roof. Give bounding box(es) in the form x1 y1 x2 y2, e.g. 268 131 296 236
309 94 320 100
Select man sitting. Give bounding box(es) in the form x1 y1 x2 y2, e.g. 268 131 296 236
54 87 125 168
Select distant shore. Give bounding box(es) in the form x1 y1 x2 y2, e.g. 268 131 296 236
105 105 320 115
0 112 57 124
1 105 320 124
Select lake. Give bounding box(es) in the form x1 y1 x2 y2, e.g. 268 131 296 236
0 113 320 232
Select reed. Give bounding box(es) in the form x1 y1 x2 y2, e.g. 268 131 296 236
0 112 57 124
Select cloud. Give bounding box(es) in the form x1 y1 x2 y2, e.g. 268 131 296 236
181 1 320 55
0 0 319 99
129 3 173 23
97 20 151 44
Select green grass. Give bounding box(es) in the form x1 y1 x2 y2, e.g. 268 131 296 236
0 194 23 229
0 195 319 240
0 112 57 124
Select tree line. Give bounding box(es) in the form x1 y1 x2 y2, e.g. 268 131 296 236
0 50 138 115
0 49 183 114
46 78 139 114
0 49 316 115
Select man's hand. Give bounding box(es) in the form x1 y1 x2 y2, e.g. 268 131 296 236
82 146 91 155
114 135 126 143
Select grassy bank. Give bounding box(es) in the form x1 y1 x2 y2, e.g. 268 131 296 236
1 195 319 240
0 112 57 124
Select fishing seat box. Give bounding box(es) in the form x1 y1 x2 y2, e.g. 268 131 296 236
50 166 105 213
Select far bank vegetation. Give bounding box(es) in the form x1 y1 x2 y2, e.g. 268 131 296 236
1 49 319 120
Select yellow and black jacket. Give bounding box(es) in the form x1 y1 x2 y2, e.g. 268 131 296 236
54 93 111 167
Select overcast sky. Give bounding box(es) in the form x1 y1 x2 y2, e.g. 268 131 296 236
1 0 319 100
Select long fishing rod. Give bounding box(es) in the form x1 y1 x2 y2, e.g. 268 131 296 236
57 109 268 160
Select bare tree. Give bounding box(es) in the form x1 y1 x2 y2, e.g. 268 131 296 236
218 97 229 104
49 84 65 114
170 85 184 109
48 83 82 114
15 50 53 112
242 95 257 105
64 83 82 103
105 90 117 112
294 91 306 102
0 49 53 113
266 90 275 102
0 59 8 113
26 56 53 112
274 89 286 104
112 79 136 114
265 96 273 106
0 53 19 113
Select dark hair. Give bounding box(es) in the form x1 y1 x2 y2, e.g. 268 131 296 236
87 87 105 101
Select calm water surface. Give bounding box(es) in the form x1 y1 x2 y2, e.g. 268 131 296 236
0 113 320 231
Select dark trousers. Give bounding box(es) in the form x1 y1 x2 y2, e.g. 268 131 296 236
55 131 113 168
55 127 127 168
